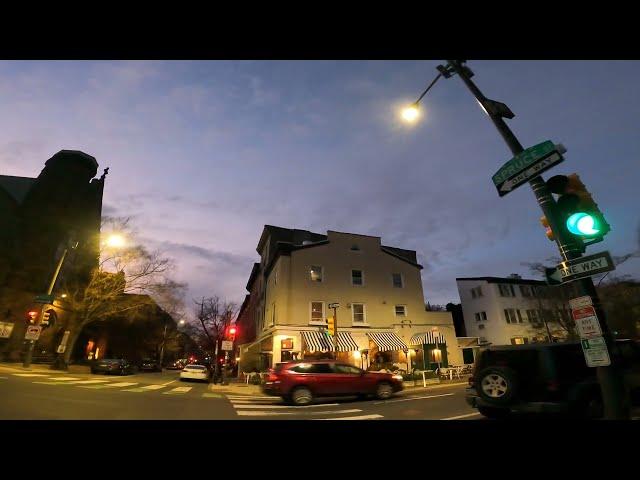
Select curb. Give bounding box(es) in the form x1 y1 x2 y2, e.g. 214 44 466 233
402 381 468 391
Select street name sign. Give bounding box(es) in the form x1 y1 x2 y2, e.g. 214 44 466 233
34 294 55 304
580 336 611 367
25 325 42 341
572 306 602 339
0 321 14 339
546 251 615 285
569 296 593 310
492 141 565 197
221 340 234 351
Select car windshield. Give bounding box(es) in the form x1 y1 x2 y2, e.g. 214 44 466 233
185 365 206 370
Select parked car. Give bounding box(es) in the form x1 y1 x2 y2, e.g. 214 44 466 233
140 358 161 372
466 339 640 419
90 358 134 375
166 360 186 370
262 360 404 406
179 364 211 382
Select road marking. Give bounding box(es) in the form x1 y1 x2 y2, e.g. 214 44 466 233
374 393 454 404
162 380 177 386
441 412 482 420
202 393 223 398
122 388 146 392
226 395 276 400
236 409 362 417
316 414 383 420
13 373 49 377
46 377 81 381
141 384 167 390
67 379 111 384
0 376 7 379
163 386 192 394
102 382 139 388
231 403 340 410
33 381 71 385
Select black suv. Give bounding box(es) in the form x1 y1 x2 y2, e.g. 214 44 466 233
466 340 640 419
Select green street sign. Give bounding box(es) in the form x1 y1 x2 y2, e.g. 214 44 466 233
492 141 565 197
34 294 55 304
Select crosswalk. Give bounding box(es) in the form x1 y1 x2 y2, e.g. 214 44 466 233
225 394 384 420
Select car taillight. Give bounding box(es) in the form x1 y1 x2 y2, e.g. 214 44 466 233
267 373 278 382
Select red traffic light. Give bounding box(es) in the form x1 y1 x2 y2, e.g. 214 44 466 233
27 311 38 323
228 326 237 336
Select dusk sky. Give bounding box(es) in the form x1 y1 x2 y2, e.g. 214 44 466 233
1 60 639 313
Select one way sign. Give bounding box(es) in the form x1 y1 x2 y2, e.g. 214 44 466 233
546 251 615 285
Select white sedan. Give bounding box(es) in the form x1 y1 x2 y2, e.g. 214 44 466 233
179 364 210 382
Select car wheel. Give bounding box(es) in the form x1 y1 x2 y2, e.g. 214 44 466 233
475 367 518 406
291 387 313 406
477 406 510 419
376 382 393 400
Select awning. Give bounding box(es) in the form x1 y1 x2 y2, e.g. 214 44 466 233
457 337 480 348
335 332 360 352
301 330 334 352
410 331 447 345
367 332 408 352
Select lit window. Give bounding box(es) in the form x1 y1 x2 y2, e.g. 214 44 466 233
395 305 406 317
392 273 404 288
310 265 323 282
351 269 364 286
352 304 366 323
310 302 324 323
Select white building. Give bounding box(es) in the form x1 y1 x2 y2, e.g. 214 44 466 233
237 226 463 372
456 275 572 346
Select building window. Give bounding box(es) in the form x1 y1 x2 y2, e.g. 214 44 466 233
351 269 364 286
395 305 406 317
392 273 404 288
511 337 529 345
499 284 516 297
310 265 323 283
471 286 483 299
504 308 521 324
478 324 486 330
519 285 533 297
474 311 487 322
350 244 360 251
310 302 325 323
526 309 541 324
352 303 366 324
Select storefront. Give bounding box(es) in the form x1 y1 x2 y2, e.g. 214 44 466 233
409 331 448 370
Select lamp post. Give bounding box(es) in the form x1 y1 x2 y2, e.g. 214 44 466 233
401 60 629 419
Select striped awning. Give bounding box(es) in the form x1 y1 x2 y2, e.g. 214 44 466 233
301 330 335 352
367 332 408 352
335 332 360 352
410 332 447 345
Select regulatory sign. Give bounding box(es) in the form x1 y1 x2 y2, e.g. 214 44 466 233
56 330 71 353
572 306 602 339
0 321 14 339
492 141 565 197
580 336 611 367
569 296 593 310
554 251 615 284
221 340 233 351
25 325 42 341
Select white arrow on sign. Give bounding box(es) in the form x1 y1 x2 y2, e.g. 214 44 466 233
500 152 563 193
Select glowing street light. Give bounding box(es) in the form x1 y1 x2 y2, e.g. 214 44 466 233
401 103 420 122
105 233 126 249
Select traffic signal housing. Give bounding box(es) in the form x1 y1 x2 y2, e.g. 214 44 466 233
546 173 610 247
227 325 237 341
540 216 555 241
326 316 335 337
27 310 38 324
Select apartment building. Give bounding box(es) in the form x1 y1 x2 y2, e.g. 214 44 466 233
236 225 462 372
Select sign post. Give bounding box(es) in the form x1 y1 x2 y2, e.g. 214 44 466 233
545 251 615 285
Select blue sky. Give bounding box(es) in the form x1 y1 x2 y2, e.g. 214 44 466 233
1 60 639 310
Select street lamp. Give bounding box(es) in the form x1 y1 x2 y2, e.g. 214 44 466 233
104 233 126 249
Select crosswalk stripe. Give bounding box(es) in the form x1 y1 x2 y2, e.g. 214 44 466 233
102 382 138 388
13 373 48 377
46 377 81 381
226 395 276 400
317 414 383 420
373 393 454 405
67 379 111 384
441 412 482 420
0 376 7 379
140 384 166 390
163 386 192 394
32 381 65 385
202 393 223 398
122 388 146 392
231 403 340 409
236 409 362 417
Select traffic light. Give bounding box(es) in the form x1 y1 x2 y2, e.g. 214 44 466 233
540 216 555 241
546 173 611 246
42 311 50 326
227 326 237 341
326 316 335 337
26 310 38 324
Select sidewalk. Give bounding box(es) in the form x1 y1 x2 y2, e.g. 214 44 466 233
0 362 90 374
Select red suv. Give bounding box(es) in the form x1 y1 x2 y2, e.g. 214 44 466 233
262 360 404 405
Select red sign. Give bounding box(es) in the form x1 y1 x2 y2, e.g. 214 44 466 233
572 306 597 321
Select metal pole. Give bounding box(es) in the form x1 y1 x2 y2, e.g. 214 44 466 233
447 60 629 419
23 248 69 369
333 305 338 360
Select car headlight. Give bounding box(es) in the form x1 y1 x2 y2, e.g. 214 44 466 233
392 375 403 381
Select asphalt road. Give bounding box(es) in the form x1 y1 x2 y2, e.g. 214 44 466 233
0 367 478 420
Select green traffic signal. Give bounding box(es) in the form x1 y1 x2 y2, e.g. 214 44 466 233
566 212 600 237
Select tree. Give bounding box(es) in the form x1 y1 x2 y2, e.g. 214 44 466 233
597 275 640 340
51 216 184 369
192 296 238 363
